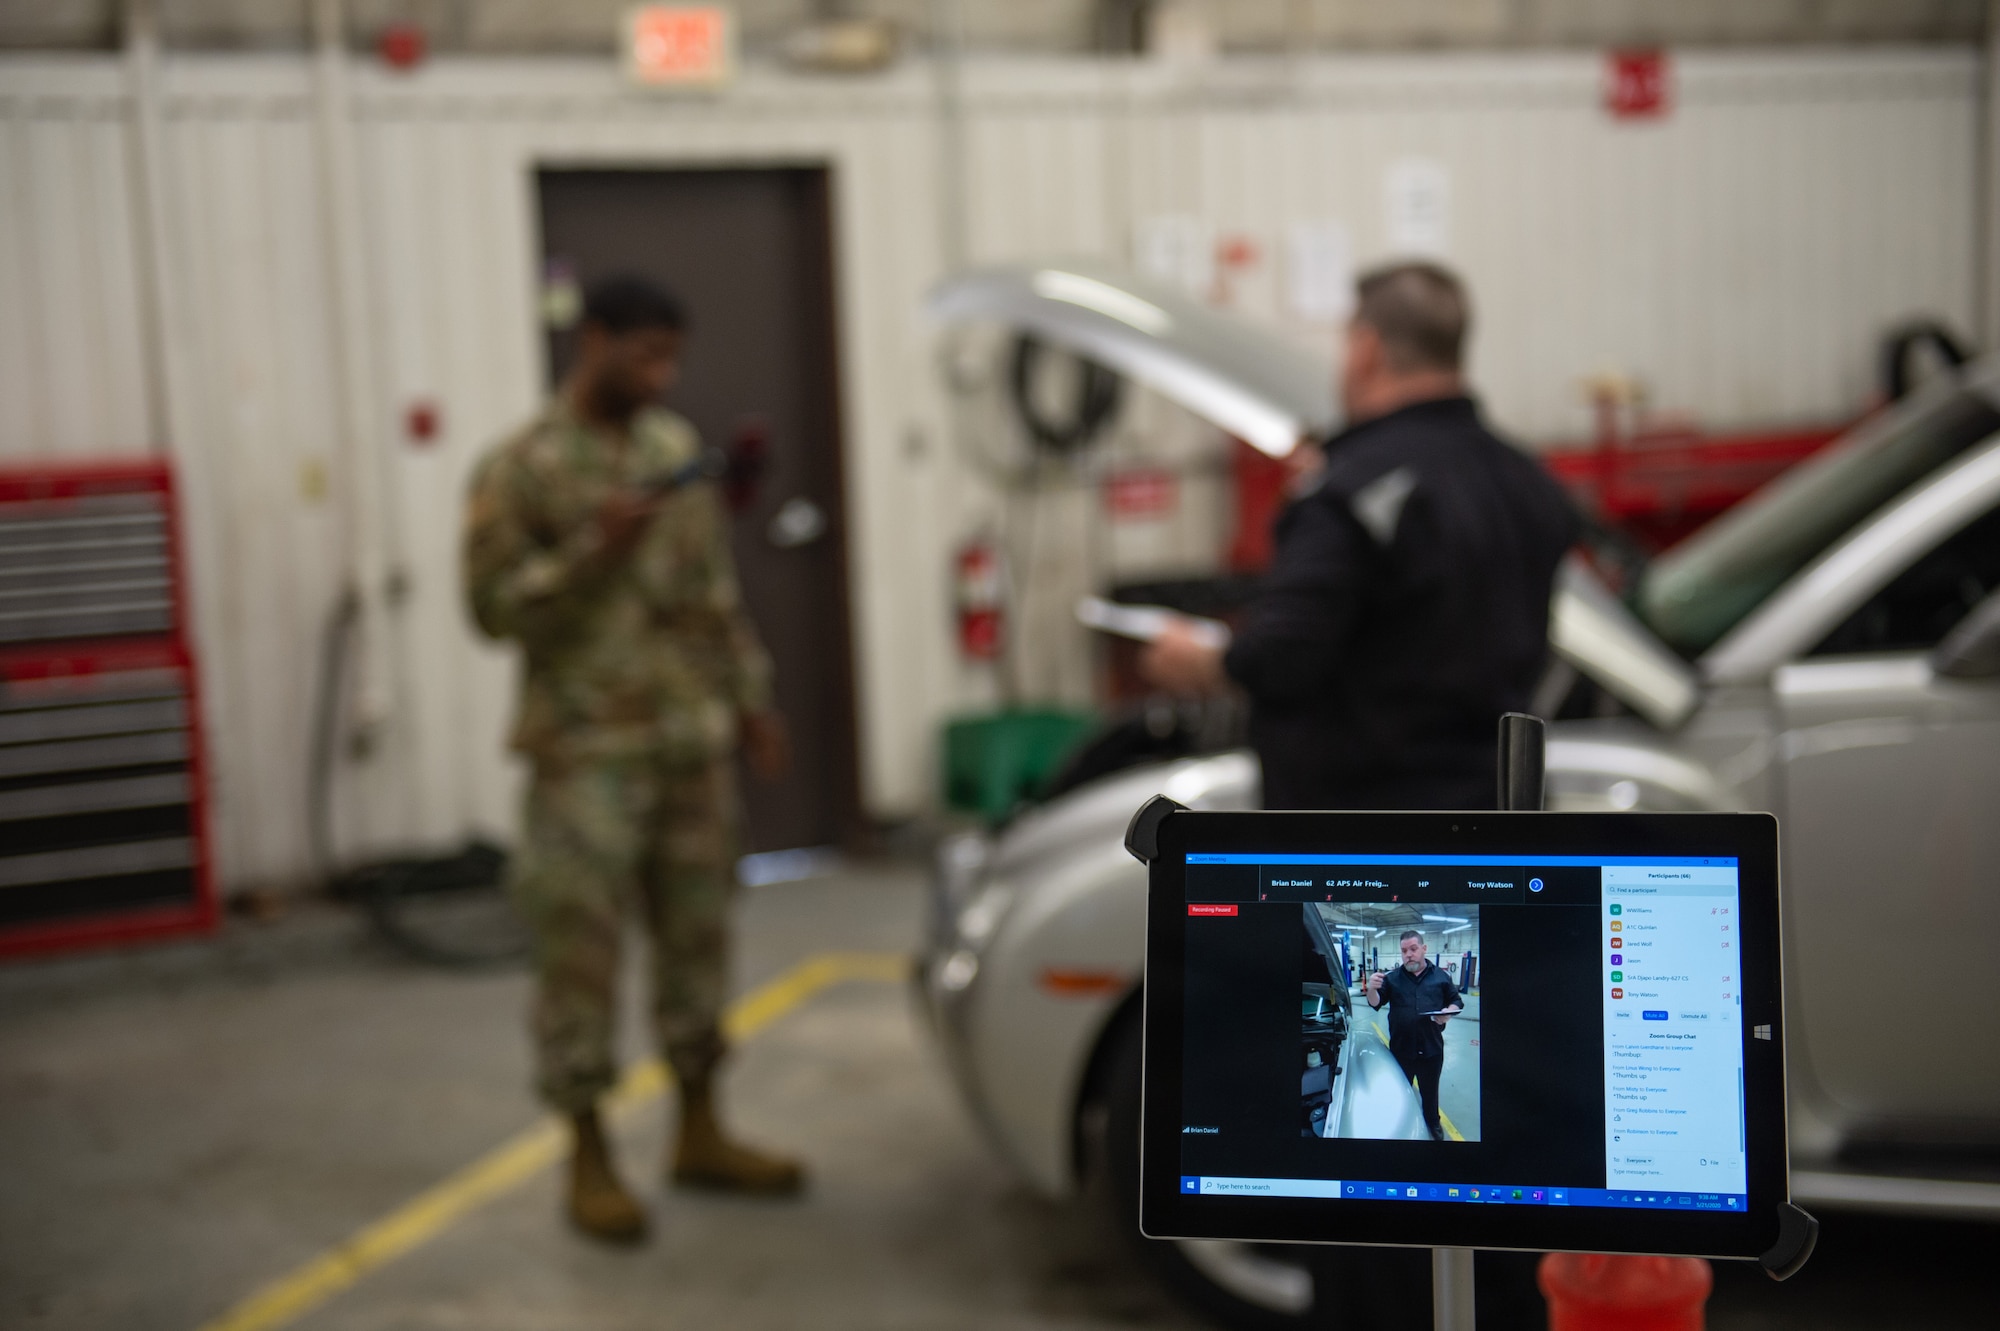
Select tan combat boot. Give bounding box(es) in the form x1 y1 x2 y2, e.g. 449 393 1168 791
670 1077 806 1196
567 1107 648 1243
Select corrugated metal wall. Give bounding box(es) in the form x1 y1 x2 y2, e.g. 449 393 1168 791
0 48 1979 891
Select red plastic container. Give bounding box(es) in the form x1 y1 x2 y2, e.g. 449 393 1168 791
1538 1253 1713 1331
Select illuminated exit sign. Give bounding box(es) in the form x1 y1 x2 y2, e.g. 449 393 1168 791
623 5 736 88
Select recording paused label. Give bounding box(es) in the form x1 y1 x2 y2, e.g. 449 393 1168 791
1187 903 1239 917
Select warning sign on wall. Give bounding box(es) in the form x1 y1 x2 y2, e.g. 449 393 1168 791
1384 158 1451 258
1604 49 1671 120
1104 469 1180 520
623 5 736 88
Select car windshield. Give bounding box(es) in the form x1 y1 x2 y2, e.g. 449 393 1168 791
1637 376 2000 656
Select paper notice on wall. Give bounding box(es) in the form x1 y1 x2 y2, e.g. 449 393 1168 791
1284 220 1355 324
1136 215 1213 296
1384 157 1451 257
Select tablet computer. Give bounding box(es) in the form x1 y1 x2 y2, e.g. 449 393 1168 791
1136 808 1796 1262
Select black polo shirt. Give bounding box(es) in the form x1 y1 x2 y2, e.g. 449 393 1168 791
1371 959 1461 1062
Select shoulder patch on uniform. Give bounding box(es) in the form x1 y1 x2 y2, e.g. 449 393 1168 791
640 409 701 469
514 420 573 473
1350 466 1419 545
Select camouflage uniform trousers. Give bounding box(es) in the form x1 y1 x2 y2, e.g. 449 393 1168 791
509 749 739 1113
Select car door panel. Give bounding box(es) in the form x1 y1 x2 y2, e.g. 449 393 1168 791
1776 655 2000 1132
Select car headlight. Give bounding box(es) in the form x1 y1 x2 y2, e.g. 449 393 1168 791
936 949 980 993
954 880 1016 953
936 831 990 908
930 830 992 944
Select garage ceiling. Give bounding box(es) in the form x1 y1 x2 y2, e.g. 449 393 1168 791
0 0 1986 55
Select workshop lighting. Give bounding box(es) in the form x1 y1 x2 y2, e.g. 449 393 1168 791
1423 914 1469 924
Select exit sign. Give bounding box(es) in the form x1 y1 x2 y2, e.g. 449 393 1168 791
624 5 736 88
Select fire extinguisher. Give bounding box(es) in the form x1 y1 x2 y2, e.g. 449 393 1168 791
955 536 1005 661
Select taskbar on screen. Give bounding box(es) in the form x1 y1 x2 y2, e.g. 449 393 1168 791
1180 1176 1746 1212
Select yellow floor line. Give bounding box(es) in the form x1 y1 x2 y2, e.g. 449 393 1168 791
1370 1019 1470 1142
193 950 908 1331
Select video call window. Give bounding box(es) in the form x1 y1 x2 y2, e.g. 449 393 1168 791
1178 853 1747 1214
1302 902 1479 1144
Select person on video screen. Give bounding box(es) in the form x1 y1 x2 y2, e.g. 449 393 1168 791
1365 928 1463 1141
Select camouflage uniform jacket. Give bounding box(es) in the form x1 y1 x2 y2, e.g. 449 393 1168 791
463 399 773 768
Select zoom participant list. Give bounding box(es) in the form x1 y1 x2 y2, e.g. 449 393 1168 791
1602 865 1747 1203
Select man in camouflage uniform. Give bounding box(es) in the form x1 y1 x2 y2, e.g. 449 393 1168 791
464 276 803 1244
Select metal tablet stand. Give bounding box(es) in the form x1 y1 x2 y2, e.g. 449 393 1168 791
1121 713 1817 1331
1446 714 1821 1322
1425 712 1548 1329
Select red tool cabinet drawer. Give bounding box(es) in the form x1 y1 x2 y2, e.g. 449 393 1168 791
0 460 216 957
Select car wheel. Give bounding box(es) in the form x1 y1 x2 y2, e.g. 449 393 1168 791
1088 1008 1432 1328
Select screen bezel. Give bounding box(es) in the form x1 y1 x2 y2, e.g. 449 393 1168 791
1139 810 1788 1258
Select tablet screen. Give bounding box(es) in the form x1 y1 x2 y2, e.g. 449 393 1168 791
1180 852 1745 1212
1142 812 1788 1257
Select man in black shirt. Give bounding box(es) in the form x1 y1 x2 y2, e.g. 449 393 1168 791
1141 262 1578 809
1367 928 1463 1141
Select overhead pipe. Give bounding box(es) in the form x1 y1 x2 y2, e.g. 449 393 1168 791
1984 1 2000 349
309 0 403 854
930 0 969 273
121 0 176 454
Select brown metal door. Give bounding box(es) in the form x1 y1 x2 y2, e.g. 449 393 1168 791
536 167 859 854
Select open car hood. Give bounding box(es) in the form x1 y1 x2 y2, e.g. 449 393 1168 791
1551 556 1701 729
929 260 1700 727
927 261 1337 458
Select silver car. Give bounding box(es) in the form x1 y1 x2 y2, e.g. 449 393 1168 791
919 272 2000 1327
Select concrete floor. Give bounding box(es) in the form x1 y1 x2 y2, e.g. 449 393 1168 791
2 861 1995 1330
0 864 1199 1331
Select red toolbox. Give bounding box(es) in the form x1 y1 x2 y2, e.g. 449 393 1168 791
0 459 217 957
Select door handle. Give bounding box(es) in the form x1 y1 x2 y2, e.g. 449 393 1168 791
767 496 827 549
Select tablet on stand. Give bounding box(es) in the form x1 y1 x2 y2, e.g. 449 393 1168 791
1125 715 1817 1329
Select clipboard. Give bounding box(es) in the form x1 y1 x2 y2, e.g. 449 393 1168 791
1074 595 1231 650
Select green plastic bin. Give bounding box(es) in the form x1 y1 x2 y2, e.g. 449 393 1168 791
942 708 1097 824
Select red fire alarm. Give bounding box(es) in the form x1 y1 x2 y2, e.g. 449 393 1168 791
405 400 441 446
1604 49 1670 120
376 22 427 72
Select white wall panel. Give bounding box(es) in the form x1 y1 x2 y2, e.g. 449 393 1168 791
0 47 1980 891
156 94 349 892
0 103 149 456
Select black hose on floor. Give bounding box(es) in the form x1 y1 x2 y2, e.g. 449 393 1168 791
308 585 525 967
306 583 361 893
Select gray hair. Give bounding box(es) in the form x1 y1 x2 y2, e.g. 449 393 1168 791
1354 262 1469 373
1399 929 1425 945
